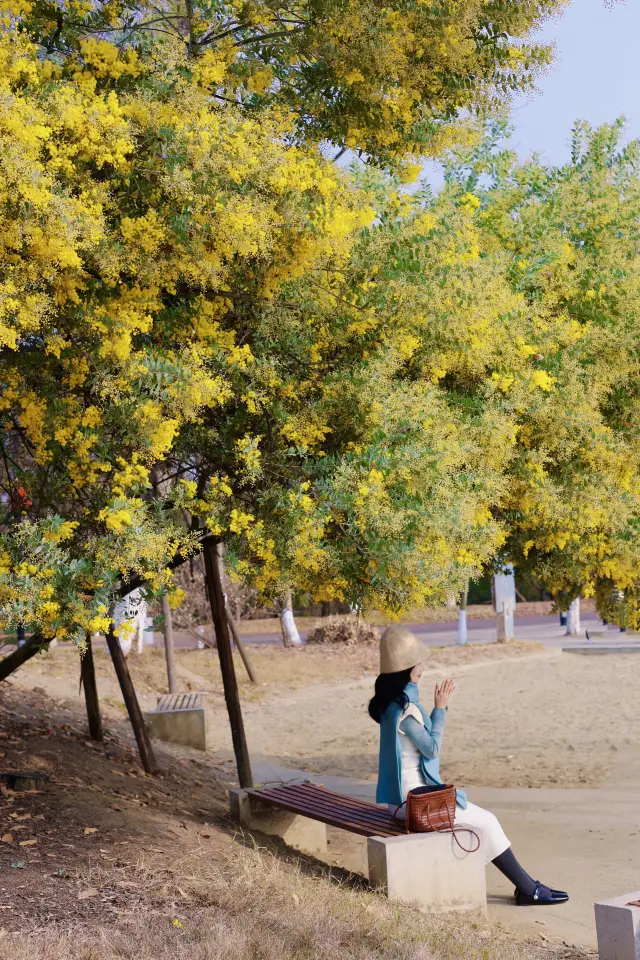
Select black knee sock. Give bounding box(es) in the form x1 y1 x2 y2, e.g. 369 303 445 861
492 848 548 896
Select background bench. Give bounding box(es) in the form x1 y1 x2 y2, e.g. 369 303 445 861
230 782 486 914
147 692 207 750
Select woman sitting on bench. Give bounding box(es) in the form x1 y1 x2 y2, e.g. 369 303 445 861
369 626 569 907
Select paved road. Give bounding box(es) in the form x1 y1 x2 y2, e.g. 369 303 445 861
166 611 631 651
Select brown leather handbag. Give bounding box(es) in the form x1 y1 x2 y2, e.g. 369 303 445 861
405 784 480 853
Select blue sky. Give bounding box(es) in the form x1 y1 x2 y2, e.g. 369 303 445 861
509 0 640 164
421 0 640 186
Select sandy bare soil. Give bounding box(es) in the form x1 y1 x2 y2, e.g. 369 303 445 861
213 648 637 791
12 639 638 792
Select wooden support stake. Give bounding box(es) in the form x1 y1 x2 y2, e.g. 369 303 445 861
161 592 178 695
203 537 253 788
80 634 103 741
226 612 257 683
106 627 158 774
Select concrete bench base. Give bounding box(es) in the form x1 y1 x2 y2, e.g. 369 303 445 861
595 891 640 960
229 789 486 913
229 788 328 856
368 832 486 914
147 693 207 751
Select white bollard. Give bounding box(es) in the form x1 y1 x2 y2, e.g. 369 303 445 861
594 891 640 960
494 568 516 642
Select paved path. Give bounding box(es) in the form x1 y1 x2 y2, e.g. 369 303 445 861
167 612 635 651
247 750 640 951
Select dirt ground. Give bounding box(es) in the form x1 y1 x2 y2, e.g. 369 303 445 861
0 675 593 960
4 635 637 956
12 637 637 794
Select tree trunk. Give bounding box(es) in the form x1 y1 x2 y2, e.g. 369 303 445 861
457 582 469 646
135 601 147 655
161 592 178 694
0 634 47 682
565 598 581 636
105 627 158 774
280 589 302 647
80 635 103 741
203 537 253 788
227 612 257 683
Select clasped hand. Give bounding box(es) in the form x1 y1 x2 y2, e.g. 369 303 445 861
434 678 455 709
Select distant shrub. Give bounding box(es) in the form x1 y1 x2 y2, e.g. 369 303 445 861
306 616 379 646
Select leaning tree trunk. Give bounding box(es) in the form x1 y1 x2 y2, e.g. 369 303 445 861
227 613 257 683
565 598 581 636
106 627 158 774
80 634 103 741
457 582 469 646
161 592 178 694
203 537 253 788
0 634 48 682
280 589 302 647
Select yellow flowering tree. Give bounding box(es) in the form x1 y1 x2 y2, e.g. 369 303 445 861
0 0 567 641
0 17 370 646
449 119 640 623
19 0 564 165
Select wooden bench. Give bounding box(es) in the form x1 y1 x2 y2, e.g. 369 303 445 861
229 782 486 914
146 692 207 750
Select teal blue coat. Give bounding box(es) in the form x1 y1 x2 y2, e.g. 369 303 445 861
375 682 467 809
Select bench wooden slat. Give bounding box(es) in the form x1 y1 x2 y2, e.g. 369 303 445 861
263 783 400 829
251 792 401 839
256 789 393 832
252 793 399 838
251 783 406 838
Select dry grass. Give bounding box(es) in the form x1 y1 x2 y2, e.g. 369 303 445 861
0 842 592 960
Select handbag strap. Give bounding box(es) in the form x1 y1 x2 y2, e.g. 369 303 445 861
423 799 481 854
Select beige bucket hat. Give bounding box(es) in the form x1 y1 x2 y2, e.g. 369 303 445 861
379 625 426 675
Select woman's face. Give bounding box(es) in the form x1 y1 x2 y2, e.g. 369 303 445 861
410 663 424 684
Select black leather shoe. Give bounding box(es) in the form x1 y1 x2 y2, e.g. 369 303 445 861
514 883 569 906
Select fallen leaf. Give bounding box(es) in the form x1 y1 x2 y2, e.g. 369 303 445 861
19 839 37 846
33 814 45 821
0 834 14 845
83 827 98 835
15 814 31 822
111 804 122 811
77 888 99 900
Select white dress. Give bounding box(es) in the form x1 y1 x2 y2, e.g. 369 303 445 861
389 703 510 864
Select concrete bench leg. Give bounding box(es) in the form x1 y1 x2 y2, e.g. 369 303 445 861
367 832 487 914
147 707 207 750
595 892 640 960
229 789 327 857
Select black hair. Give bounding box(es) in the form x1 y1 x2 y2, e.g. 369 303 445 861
368 667 414 724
